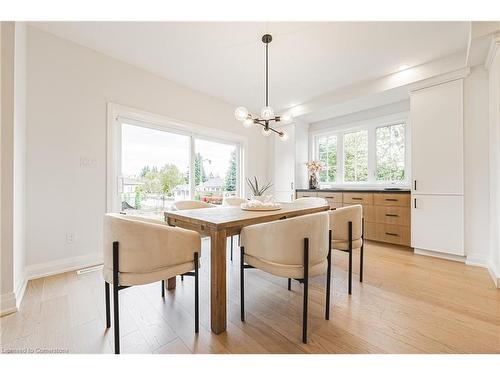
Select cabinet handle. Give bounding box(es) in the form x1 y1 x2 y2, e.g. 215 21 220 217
291 182 294 190
385 214 399 217
385 198 398 202
352 197 363 200
385 232 400 237
325 196 334 199
414 180 417 190
414 198 417 209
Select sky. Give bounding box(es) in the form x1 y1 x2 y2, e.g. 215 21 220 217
121 123 236 178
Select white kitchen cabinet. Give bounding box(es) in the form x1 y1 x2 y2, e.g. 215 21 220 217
411 79 464 195
411 194 464 256
273 122 308 202
410 78 465 258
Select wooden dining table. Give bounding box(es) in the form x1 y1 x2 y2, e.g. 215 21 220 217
164 200 330 334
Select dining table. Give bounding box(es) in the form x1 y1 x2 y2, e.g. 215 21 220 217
164 200 330 334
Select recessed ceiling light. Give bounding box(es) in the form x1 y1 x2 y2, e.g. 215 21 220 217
398 64 410 71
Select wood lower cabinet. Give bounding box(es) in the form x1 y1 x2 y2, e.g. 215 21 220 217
295 190 411 247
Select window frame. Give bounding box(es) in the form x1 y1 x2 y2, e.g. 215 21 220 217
107 103 246 212
310 113 410 187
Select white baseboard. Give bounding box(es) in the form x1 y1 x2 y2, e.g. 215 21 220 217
14 273 28 310
0 292 18 317
487 261 500 288
26 252 103 280
465 256 489 268
414 248 466 263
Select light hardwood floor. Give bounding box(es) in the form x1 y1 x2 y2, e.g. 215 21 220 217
1 240 499 354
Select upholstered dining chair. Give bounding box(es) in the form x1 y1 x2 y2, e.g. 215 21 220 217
222 196 247 261
328 205 364 295
294 197 328 206
171 200 215 211
239 212 332 343
103 213 201 354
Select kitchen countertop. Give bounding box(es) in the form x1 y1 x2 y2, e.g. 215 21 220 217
296 188 411 194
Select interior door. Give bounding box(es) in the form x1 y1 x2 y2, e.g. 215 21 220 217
410 79 463 195
411 194 464 255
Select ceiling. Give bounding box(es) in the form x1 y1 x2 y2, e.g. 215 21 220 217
31 22 470 114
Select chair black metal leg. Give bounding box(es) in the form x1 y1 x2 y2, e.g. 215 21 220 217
181 275 184 281
161 280 165 298
105 282 111 328
231 236 233 262
288 278 291 291
348 222 353 295
194 252 199 333
303 238 309 344
326 230 332 320
240 246 245 322
360 218 364 283
112 241 120 354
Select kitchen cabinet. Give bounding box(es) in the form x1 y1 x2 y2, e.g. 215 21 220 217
410 78 465 256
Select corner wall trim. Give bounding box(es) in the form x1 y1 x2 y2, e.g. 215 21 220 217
0 292 18 316
414 248 466 263
25 252 103 281
487 261 500 288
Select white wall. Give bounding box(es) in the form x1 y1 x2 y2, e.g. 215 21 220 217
13 22 27 303
487 36 500 286
464 66 490 266
25 26 270 277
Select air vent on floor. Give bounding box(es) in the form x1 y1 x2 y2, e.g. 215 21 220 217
76 264 103 275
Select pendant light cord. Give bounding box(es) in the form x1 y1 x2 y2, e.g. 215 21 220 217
265 41 269 107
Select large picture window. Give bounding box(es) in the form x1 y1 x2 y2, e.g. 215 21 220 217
313 118 408 186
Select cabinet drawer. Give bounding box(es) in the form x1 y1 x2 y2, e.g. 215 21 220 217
296 191 318 198
365 222 410 246
373 193 410 207
343 203 374 222
343 192 373 205
373 206 410 226
317 192 343 202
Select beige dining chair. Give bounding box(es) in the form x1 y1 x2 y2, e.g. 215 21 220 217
294 197 328 206
172 200 215 210
328 205 364 295
222 196 248 261
103 213 201 354
239 212 332 343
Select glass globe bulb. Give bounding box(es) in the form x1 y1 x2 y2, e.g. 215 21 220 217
243 118 253 128
234 106 248 121
280 113 293 124
260 106 274 120
261 127 271 137
279 131 289 141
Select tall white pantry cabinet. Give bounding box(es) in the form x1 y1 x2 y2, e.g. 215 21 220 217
410 78 465 257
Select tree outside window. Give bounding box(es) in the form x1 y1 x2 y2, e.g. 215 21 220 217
344 130 368 182
376 123 405 182
318 135 337 182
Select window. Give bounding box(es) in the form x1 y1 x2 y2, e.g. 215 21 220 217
313 118 408 186
317 135 337 182
108 104 243 215
376 123 405 182
343 130 368 182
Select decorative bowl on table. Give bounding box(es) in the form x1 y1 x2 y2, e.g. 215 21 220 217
241 197 281 211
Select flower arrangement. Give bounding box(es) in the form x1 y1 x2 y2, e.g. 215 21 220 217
306 161 325 173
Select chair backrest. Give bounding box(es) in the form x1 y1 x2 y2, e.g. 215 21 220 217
172 200 215 211
294 197 328 206
328 205 362 242
103 213 201 274
240 212 329 266
222 197 247 206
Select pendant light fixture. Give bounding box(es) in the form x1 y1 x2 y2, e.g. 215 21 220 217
234 34 292 141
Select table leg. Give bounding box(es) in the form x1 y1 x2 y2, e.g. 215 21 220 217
167 277 176 290
210 228 227 334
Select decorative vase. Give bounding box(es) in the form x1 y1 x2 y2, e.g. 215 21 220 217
309 172 319 189
251 195 273 203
